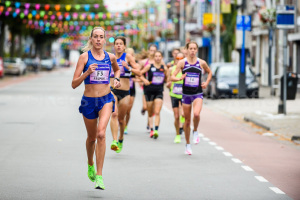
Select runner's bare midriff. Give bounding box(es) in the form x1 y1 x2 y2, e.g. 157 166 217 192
84 84 111 97
110 78 129 91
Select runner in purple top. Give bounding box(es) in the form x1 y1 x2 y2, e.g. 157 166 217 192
140 51 168 139
171 41 212 155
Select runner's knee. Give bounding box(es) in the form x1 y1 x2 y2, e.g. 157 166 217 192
194 112 200 119
87 136 96 143
96 130 106 141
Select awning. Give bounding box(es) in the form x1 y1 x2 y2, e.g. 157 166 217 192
288 33 300 42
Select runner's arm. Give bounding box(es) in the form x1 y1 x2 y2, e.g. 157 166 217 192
72 53 91 89
126 54 141 76
140 63 151 75
171 60 185 82
201 60 212 89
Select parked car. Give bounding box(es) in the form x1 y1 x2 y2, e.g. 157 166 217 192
203 62 233 98
3 57 27 76
41 58 54 71
0 57 4 78
24 58 39 72
210 64 259 98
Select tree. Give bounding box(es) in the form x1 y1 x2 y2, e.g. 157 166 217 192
221 3 237 62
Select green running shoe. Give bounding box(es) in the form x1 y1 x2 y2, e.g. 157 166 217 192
174 135 181 143
95 175 105 190
153 130 159 139
87 162 96 182
116 142 123 153
180 116 185 124
111 140 119 151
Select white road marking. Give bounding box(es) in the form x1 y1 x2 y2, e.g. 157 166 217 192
255 176 268 182
209 142 217 146
231 158 242 163
241 166 254 171
202 137 210 141
269 187 285 194
198 133 204 137
223 152 233 157
215 146 224 151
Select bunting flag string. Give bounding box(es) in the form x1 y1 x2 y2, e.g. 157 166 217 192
1 1 105 12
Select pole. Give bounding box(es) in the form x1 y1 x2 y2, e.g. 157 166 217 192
283 29 287 114
180 0 185 46
216 0 220 62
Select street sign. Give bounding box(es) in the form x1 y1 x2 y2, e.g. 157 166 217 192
203 13 223 25
276 5 295 29
236 15 252 31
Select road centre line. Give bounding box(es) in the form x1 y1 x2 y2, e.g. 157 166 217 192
231 158 242 163
242 166 254 171
255 176 268 182
215 146 224 151
269 187 285 194
208 142 217 146
223 152 233 157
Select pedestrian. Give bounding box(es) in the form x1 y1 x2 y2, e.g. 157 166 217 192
166 52 185 143
71 27 121 190
139 44 157 133
124 48 139 135
140 51 168 139
110 36 141 153
171 41 212 155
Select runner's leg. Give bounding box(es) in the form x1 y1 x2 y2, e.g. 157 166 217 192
183 103 192 144
96 102 113 175
192 98 203 131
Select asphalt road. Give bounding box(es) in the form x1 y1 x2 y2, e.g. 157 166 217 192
0 67 296 200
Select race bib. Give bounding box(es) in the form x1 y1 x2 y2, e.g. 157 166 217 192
184 72 199 87
152 72 165 85
173 83 183 95
90 64 110 84
130 78 134 89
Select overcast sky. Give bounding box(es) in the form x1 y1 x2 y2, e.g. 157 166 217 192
104 0 147 12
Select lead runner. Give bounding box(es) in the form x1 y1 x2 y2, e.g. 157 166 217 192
72 27 121 189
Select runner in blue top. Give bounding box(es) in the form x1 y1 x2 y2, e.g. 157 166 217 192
171 41 212 155
140 51 168 139
110 36 141 153
71 27 121 190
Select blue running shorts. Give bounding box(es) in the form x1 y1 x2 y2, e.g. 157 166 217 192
79 92 115 119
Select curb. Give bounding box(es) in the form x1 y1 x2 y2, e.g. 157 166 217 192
243 116 272 131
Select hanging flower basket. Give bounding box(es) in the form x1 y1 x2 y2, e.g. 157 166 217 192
258 8 276 28
142 35 155 43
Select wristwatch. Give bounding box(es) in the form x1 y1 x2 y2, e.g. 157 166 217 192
114 77 120 82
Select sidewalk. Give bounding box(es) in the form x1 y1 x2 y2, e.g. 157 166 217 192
205 86 300 147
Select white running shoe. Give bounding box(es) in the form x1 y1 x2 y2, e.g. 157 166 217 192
185 145 192 155
193 131 200 144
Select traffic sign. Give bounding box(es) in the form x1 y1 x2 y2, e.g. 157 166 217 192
276 5 295 29
236 15 252 31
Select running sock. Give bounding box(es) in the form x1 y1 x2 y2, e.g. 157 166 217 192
186 144 191 148
155 126 159 131
147 126 149 130
118 140 123 143
179 128 183 134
